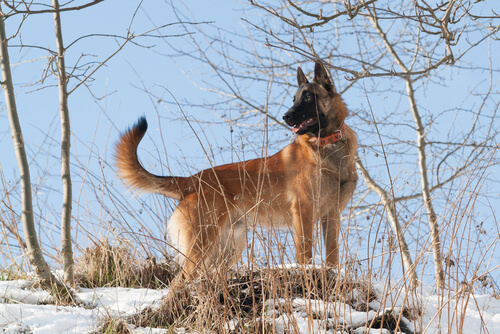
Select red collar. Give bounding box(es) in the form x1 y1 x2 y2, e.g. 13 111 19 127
312 123 345 147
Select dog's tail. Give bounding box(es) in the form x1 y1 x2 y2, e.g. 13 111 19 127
114 117 186 200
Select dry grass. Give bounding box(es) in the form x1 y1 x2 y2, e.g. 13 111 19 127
0 268 27 281
95 315 132 334
75 239 178 289
126 264 411 333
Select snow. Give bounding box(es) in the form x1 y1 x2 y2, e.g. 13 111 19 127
1 278 499 333
0 280 169 333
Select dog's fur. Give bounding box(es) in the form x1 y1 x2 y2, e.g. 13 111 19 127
115 61 358 279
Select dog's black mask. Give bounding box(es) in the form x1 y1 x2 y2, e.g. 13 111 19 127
283 87 327 136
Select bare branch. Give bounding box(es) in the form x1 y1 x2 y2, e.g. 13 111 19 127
1 0 104 18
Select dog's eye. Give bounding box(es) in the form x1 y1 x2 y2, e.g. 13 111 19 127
305 92 311 100
293 96 296 103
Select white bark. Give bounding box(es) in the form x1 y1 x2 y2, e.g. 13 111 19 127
1 6 74 303
367 8 445 288
356 159 418 287
404 78 444 288
52 0 74 287
1 10 55 286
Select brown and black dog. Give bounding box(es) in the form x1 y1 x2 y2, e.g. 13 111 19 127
115 61 358 280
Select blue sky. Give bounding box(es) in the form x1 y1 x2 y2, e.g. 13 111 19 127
1 2 245 205
1 1 498 285
0 0 269 265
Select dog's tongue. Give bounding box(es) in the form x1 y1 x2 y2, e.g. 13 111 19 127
292 118 316 133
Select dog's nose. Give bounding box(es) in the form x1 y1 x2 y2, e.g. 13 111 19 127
283 113 290 122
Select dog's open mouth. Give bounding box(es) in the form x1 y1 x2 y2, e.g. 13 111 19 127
292 117 318 133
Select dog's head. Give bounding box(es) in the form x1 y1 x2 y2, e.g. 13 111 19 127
283 61 346 137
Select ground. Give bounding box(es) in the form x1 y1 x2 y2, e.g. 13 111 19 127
1 268 499 333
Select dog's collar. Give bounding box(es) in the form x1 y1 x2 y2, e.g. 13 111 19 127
312 123 345 147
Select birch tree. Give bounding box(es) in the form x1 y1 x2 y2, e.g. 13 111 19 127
1 0 201 290
52 0 74 287
0 5 73 302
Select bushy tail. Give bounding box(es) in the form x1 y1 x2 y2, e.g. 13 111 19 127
114 117 184 200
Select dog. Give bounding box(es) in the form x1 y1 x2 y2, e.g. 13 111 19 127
115 61 358 281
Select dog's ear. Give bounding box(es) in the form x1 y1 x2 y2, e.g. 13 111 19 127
314 61 335 93
297 66 309 87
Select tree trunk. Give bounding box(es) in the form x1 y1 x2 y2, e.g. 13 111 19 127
356 159 418 287
52 0 74 286
367 8 445 289
0 10 73 303
404 77 445 289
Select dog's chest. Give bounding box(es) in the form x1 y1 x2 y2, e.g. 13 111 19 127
317 142 352 182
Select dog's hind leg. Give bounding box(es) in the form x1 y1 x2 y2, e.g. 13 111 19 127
167 195 223 280
168 191 245 281
214 220 246 268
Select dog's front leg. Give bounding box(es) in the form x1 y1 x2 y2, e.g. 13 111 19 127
292 205 314 265
321 208 340 267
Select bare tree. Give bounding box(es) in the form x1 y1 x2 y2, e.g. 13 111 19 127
0 0 203 291
365 3 445 288
52 0 74 287
0 6 73 302
1 0 110 292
